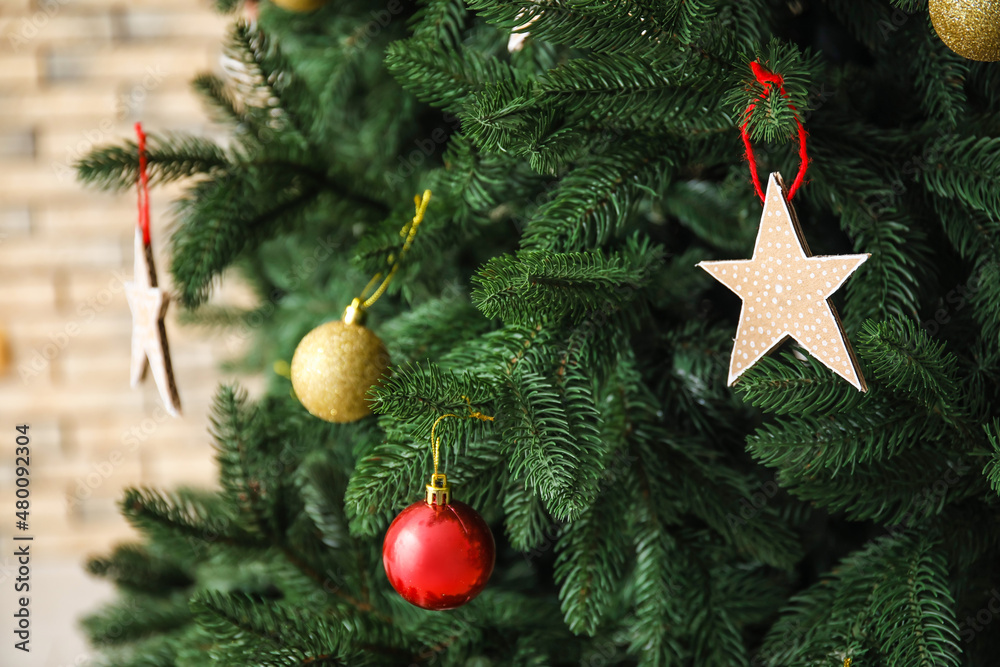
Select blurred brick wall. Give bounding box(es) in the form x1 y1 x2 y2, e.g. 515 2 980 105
0 1 256 562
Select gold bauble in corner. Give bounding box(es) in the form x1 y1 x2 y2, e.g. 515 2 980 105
290 319 390 423
269 0 328 13
930 0 1000 61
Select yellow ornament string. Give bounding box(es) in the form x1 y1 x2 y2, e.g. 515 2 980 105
356 189 431 311
428 397 494 491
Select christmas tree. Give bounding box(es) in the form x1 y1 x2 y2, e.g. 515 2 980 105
76 0 1000 664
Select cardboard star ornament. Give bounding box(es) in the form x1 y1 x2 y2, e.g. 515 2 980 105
698 172 870 391
124 122 181 417
125 228 182 416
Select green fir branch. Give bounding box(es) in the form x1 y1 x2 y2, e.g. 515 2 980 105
379 295 493 362
628 520 685 665
969 260 1000 350
409 0 469 46
921 135 1000 215
724 39 820 144
497 369 603 522
760 533 960 667
169 169 324 308
192 73 245 128
466 0 734 63
802 145 931 329
502 481 555 553
671 444 803 570
472 239 663 325
87 632 183 667
856 318 971 428
773 449 979 525
747 406 946 475
983 420 1000 496
345 425 501 536
661 177 760 253
190 591 358 665
736 350 866 416
461 78 537 153
83 595 192 646
439 132 548 229
296 457 351 551
221 21 310 151
843 206 929 329
520 140 676 251
554 489 630 636
910 22 970 129
386 39 519 112
344 438 427 537
685 565 752 666
867 536 962 667
534 52 732 130
121 487 262 549
85 544 193 593
368 361 496 424
933 197 1000 262
209 385 271 535
76 133 228 192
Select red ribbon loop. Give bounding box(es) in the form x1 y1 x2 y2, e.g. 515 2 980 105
739 61 809 203
135 122 151 246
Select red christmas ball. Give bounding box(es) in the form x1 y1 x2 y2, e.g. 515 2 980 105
382 499 495 610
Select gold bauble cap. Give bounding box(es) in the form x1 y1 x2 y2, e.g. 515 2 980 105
930 0 1000 61
425 473 451 506
290 318 390 423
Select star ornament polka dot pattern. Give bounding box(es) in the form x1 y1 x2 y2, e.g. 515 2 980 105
697 172 870 392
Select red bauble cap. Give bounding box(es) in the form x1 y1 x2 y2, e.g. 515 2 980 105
382 498 495 610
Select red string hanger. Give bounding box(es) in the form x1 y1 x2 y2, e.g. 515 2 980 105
135 122 151 246
738 61 809 203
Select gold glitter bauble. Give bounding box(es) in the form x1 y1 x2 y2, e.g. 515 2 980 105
269 0 328 12
290 320 390 423
930 0 1000 61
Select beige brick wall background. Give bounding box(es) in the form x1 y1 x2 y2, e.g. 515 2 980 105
0 2 259 664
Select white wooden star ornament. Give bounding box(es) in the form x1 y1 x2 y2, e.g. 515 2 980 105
125 122 181 416
697 172 870 391
125 230 181 416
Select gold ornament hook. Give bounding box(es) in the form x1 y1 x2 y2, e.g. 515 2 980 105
342 297 365 325
425 396 494 505
345 190 431 326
